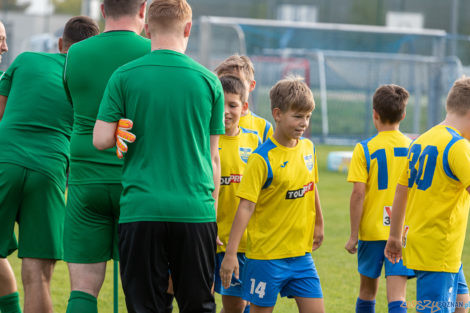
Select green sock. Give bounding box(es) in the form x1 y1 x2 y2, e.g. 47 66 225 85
66 291 97 313
0 291 22 313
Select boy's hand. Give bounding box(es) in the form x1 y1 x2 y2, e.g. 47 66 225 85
385 236 402 264
220 253 239 289
115 119 136 159
345 236 358 254
216 236 223 246
312 224 324 251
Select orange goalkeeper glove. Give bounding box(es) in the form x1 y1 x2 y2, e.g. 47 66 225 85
115 118 136 159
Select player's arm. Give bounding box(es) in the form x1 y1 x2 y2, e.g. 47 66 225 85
312 184 324 251
220 198 255 288
210 134 223 246
93 120 118 150
384 183 408 264
467 186 470 194
0 95 7 121
210 135 221 213
345 182 366 254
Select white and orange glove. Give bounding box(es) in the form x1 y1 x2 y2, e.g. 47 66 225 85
115 119 136 159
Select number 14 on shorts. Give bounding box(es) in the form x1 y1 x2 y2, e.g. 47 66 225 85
250 279 267 298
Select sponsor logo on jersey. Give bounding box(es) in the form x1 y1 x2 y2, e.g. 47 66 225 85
221 174 242 186
285 182 314 200
239 147 252 163
402 225 409 248
280 161 288 168
383 206 392 226
304 154 313 171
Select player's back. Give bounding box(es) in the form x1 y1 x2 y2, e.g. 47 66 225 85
217 127 261 253
101 49 224 223
348 130 411 241
402 125 470 273
0 51 72 189
64 31 150 184
239 110 273 142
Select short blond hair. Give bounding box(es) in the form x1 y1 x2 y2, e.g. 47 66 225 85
270 76 315 113
147 0 192 34
447 77 470 115
215 54 255 84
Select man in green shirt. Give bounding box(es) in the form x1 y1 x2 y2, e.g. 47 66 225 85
62 1 151 312
0 18 22 313
94 0 224 312
0 17 99 313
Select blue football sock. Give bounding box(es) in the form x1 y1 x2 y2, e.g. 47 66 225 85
388 300 407 313
356 298 376 313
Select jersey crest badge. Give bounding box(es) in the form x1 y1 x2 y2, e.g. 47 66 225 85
239 147 252 163
304 154 313 171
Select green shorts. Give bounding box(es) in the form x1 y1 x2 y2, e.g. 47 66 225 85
64 183 121 263
0 163 65 259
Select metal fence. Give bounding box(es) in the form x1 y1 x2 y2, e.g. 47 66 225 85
191 16 467 144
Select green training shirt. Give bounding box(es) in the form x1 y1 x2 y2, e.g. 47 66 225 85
98 50 225 223
64 31 150 184
0 52 73 191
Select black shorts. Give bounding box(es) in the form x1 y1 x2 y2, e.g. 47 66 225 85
119 221 217 313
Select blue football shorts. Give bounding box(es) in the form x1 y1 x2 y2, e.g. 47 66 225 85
214 252 247 297
242 253 322 307
358 240 415 279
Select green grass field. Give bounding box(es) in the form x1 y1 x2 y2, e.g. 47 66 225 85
7 144 470 312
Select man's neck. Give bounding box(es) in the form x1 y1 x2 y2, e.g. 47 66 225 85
151 36 186 54
104 16 142 34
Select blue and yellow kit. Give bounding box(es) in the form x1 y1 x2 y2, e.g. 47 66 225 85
236 137 318 260
239 110 273 143
217 127 261 253
399 125 470 273
348 130 411 241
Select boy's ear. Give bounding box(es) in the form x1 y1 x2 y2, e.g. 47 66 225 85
401 111 406 121
249 80 256 92
242 101 249 113
272 107 282 122
372 109 380 121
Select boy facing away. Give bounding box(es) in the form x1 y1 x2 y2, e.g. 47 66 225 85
220 77 325 313
385 77 470 313
214 75 261 313
0 16 99 313
215 55 273 142
345 85 415 313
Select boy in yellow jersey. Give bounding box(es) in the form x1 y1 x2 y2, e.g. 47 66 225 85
385 77 470 313
345 85 415 313
215 55 273 142
220 77 325 313
214 75 261 313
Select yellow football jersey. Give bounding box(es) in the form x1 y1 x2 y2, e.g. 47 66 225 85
239 110 273 143
217 128 261 253
236 137 319 260
348 130 411 241
399 125 470 273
